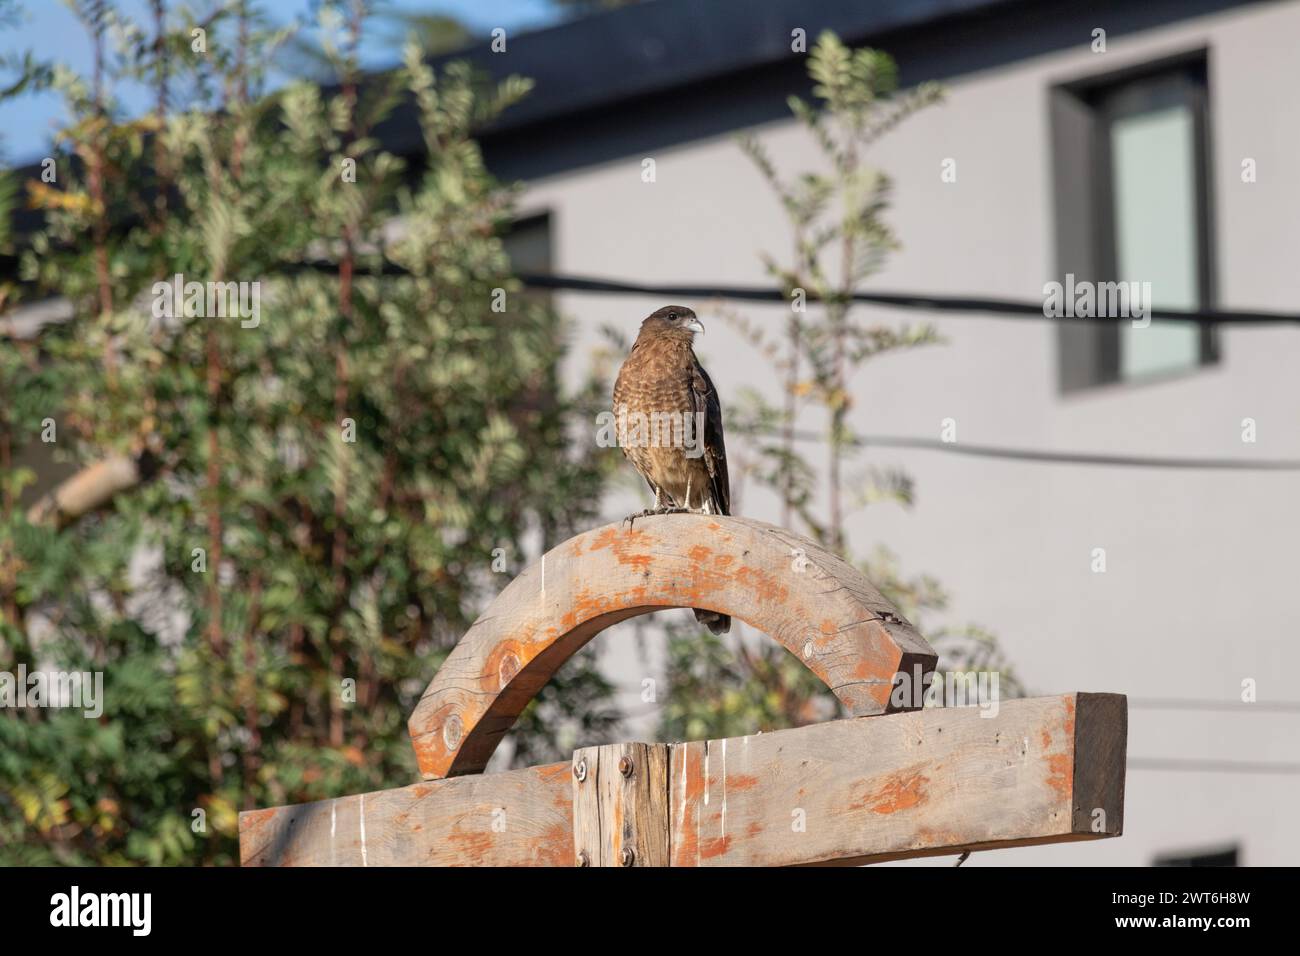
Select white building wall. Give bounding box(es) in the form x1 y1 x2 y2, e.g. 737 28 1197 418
521 0 1300 865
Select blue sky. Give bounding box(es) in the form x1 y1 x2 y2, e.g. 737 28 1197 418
0 0 568 165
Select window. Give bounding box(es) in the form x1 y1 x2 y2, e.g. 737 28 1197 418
1153 844 1239 867
1051 52 1217 391
502 212 553 278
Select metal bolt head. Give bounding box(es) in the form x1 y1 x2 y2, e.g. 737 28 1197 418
618 755 634 778
442 713 463 749
620 847 636 867
576 850 590 867
574 759 587 782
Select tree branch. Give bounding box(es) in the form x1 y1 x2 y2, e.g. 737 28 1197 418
25 450 159 529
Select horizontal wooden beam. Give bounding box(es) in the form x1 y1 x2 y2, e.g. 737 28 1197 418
670 692 1126 866
238 761 574 867
241 694 1126 866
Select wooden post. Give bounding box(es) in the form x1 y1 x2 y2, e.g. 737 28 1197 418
572 742 671 867
239 517 1129 868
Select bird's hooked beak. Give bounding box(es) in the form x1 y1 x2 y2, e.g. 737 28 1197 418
685 317 705 335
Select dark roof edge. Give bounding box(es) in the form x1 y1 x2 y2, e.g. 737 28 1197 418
416 0 1025 134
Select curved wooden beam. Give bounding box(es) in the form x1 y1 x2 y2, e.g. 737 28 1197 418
409 515 937 780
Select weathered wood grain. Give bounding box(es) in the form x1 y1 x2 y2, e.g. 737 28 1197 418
238 761 573 867
243 694 1126 867
572 742 671 867
409 514 936 780
669 693 1126 866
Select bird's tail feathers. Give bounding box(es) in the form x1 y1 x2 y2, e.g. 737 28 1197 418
694 607 730 635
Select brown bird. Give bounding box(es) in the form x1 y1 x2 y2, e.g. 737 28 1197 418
612 305 731 634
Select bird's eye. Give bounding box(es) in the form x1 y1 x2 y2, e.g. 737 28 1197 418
667 312 679 321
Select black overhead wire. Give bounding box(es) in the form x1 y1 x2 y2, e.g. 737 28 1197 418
281 260 1300 471
1129 698 1300 713
773 431 1300 472
1128 700 1300 774
516 272 1300 326
1129 758 1300 775
519 271 1300 469
284 260 1300 324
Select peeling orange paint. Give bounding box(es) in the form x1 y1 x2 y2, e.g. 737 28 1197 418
733 565 788 603
445 824 499 865
411 734 444 774
536 762 572 784
1045 753 1071 800
699 834 733 860
560 589 618 630
687 545 712 564
671 745 706 866
851 770 930 815
588 525 655 571
535 822 574 866
915 826 963 846
484 640 525 692
239 808 278 831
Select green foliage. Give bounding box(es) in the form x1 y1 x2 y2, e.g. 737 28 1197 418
731 34 947 551
0 1 617 865
662 33 1023 743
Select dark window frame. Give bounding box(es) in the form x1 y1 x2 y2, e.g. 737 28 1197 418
1153 844 1239 867
1050 50 1218 393
501 211 554 277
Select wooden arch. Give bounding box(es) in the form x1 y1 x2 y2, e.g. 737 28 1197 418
409 514 937 780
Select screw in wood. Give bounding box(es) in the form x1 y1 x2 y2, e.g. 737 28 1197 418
618 755 634 778
620 847 636 867
576 850 590 867
574 759 587 782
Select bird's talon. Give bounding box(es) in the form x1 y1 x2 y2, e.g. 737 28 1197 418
623 505 690 528
622 509 655 528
